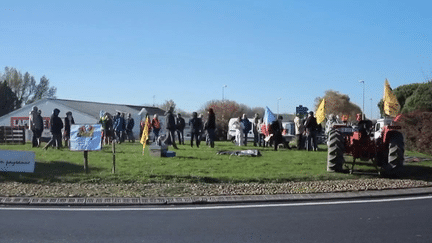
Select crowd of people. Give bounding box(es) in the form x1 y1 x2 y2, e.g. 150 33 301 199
99 111 135 145
230 111 322 152
147 107 216 149
29 106 76 149
29 105 323 152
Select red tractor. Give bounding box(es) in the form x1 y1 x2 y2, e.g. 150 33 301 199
327 117 404 176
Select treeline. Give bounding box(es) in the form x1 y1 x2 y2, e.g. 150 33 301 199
0 67 57 117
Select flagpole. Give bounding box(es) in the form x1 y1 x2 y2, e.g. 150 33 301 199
359 80 365 115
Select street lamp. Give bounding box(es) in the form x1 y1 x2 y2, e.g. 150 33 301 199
359 80 365 115
222 85 227 101
277 98 282 116
370 98 373 119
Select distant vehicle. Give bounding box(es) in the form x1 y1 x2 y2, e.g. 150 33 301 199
227 119 296 142
281 122 295 142
227 118 255 142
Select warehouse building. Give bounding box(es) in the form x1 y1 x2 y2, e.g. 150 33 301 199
0 98 166 141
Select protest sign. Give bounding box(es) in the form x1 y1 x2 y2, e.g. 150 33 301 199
0 150 35 173
70 124 102 151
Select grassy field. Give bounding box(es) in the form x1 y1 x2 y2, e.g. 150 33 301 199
1 141 432 184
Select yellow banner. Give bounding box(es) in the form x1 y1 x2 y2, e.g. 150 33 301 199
140 115 151 154
383 79 400 117
316 98 326 124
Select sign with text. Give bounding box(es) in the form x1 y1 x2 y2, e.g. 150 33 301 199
0 150 36 173
11 117 50 129
70 124 102 151
295 105 309 117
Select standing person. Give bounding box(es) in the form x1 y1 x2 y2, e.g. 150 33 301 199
29 106 38 147
176 113 185 145
34 110 44 147
198 113 205 142
164 106 178 149
113 112 125 143
189 112 202 148
294 114 305 150
29 106 43 147
205 108 216 148
241 114 252 146
232 116 244 146
257 117 265 147
43 108 63 150
304 111 318 151
99 112 107 145
260 118 268 147
252 113 260 146
125 113 135 143
105 113 114 145
271 115 291 151
151 114 161 142
63 111 75 148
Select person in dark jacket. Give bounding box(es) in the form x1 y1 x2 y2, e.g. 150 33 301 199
241 114 252 146
113 112 125 143
205 108 216 148
176 113 186 145
189 112 202 148
164 106 178 149
43 108 63 149
29 106 44 147
271 115 291 151
125 113 135 143
63 111 75 147
304 111 318 151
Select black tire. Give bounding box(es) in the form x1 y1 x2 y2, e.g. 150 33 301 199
327 129 345 172
382 132 404 176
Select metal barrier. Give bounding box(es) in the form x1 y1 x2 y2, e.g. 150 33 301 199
0 126 26 144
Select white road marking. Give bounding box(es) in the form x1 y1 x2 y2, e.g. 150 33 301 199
1 195 432 211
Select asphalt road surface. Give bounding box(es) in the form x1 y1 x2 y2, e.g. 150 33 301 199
1 196 431 243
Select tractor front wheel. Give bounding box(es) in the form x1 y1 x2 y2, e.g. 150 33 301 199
382 132 404 176
327 129 345 172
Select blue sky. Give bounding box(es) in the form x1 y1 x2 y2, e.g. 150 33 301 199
1 0 431 118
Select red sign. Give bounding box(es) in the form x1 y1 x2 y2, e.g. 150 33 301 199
11 117 50 129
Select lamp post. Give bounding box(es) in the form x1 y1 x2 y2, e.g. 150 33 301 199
222 85 227 101
359 80 365 115
370 98 373 119
277 98 282 117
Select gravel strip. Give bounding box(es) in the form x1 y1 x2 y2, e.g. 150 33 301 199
1 179 431 198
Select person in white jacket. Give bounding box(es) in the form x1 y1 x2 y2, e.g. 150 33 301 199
232 117 244 146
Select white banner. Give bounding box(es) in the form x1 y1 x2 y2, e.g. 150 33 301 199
0 150 36 173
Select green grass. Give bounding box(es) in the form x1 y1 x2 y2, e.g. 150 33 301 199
1 141 432 184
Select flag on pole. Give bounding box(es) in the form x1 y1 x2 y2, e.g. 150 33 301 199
140 114 150 154
383 79 400 117
263 106 276 137
316 98 326 124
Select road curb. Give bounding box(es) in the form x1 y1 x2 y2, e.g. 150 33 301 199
1 186 431 206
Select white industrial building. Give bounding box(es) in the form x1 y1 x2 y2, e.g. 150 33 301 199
0 98 167 141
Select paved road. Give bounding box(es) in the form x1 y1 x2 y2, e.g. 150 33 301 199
1 195 432 242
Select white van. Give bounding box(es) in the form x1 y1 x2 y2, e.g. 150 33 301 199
227 118 255 142
281 121 295 141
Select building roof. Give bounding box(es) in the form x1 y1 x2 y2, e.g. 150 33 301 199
0 98 166 121
52 98 166 119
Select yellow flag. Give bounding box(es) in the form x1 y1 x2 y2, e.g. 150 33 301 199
383 79 400 117
316 98 326 124
140 114 151 154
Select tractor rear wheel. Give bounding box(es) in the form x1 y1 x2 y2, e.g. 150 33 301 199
327 129 345 172
382 132 404 176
